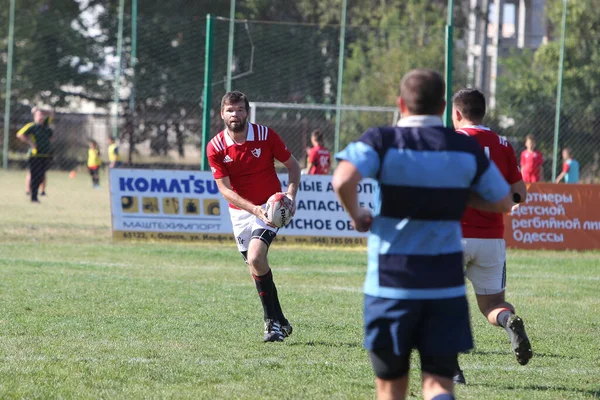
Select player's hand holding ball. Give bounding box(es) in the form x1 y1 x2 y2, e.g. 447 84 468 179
351 207 373 232
284 192 296 216
265 192 294 228
253 205 276 228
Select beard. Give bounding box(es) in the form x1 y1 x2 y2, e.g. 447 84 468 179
226 117 247 133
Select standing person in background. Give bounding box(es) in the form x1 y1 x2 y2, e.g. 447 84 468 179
452 88 532 385
17 107 54 203
87 139 102 188
555 148 580 184
305 129 331 175
333 69 513 400
207 91 301 343
108 136 122 168
520 135 544 183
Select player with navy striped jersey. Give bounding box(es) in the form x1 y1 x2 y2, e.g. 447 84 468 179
451 89 532 385
333 69 513 400
207 91 301 343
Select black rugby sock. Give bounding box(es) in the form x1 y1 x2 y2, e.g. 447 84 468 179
253 270 277 320
272 282 287 325
497 310 513 330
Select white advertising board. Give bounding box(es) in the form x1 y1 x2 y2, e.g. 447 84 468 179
109 169 375 246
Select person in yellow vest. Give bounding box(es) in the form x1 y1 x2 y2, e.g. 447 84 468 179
17 107 54 202
107 136 122 168
87 139 102 188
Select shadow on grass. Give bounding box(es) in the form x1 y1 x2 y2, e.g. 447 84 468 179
288 340 362 348
471 382 599 398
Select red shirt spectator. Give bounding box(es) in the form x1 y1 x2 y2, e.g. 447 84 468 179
520 135 543 182
305 130 331 175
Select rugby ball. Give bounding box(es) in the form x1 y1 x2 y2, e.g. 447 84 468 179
265 192 293 228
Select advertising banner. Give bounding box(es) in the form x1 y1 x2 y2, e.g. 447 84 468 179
504 183 600 250
109 169 375 246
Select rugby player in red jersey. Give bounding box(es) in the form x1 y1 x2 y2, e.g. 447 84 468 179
207 91 301 342
306 129 331 175
520 135 544 183
452 89 533 383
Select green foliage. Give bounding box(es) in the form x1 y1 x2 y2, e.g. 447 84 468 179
0 0 106 107
340 1 455 145
495 0 600 176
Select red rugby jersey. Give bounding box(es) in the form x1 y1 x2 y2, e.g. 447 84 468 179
207 123 291 209
520 149 543 183
307 145 331 175
457 126 522 239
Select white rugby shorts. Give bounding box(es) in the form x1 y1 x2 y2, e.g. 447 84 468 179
229 206 278 252
462 238 506 295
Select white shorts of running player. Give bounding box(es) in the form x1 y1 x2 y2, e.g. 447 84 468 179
462 238 506 295
229 207 278 252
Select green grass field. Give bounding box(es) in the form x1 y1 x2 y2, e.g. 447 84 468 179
0 169 599 399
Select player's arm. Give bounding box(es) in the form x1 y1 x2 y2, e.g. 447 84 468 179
555 162 569 183
468 191 513 213
332 161 372 232
16 123 35 147
511 180 527 204
333 129 382 232
270 129 300 206
506 143 527 203
281 155 301 214
214 176 272 225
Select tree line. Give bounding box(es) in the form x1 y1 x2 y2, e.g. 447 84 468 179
1 0 597 171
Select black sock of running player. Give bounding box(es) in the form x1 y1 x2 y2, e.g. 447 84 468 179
253 270 277 321
271 282 287 325
454 355 462 372
497 310 513 329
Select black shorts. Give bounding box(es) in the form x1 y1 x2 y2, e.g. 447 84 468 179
363 295 473 356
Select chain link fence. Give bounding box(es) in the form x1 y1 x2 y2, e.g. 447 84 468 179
2 3 599 182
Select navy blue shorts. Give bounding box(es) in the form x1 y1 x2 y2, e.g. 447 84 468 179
363 295 473 356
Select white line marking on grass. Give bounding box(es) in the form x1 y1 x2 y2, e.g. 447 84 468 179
510 273 600 281
0 257 134 269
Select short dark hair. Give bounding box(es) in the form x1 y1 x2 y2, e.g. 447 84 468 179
311 129 324 145
400 69 445 115
221 91 249 112
452 88 486 121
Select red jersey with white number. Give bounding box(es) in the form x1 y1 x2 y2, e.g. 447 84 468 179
207 123 292 209
307 145 331 174
520 149 543 183
457 126 522 238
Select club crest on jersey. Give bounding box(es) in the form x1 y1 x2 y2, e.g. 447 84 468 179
251 148 261 158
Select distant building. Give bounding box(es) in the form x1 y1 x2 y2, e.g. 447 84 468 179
465 0 547 108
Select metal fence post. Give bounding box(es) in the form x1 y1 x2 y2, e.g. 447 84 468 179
2 0 16 170
444 0 455 127
112 0 126 140
334 0 348 158
201 14 215 171
552 0 568 182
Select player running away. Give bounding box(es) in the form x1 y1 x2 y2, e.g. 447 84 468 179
452 88 533 384
207 91 301 342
